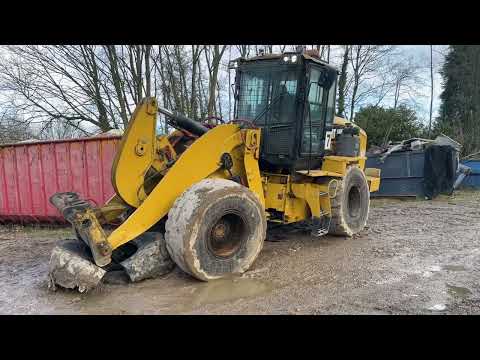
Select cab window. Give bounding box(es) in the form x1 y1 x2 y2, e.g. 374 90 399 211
301 67 327 154
236 71 270 125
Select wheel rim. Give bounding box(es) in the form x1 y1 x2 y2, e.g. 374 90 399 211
207 211 247 258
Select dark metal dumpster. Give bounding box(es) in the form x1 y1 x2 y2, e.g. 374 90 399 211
366 150 426 197
367 146 459 198
0 135 121 224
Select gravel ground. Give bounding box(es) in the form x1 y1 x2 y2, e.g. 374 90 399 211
1 190 480 315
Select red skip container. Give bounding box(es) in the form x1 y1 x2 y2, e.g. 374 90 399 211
0 135 121 224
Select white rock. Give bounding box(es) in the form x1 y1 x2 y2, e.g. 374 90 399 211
429 304 446 311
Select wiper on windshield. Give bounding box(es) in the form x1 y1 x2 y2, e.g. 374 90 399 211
252 86 287 124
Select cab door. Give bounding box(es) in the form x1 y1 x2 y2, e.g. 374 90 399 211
262 69 300 159
299 64 336 162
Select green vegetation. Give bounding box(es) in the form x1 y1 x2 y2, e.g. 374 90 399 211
354 105 424 148
436 45 480 156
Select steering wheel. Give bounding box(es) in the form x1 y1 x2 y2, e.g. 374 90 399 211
201 116 225 126
228 119 258 129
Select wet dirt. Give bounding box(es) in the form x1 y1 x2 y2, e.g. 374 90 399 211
1 189 480 314
442 265 466 272
447 284 472 298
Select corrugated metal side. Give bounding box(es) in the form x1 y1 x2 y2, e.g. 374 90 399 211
366 150 426 197
0 136 121 224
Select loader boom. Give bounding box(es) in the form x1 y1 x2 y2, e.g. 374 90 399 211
108 118 263 250
53 97 265 267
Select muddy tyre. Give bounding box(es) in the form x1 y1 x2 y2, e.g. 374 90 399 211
328 166 370 237
165 179 266 281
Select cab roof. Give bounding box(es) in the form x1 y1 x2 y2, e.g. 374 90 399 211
235 51 338 73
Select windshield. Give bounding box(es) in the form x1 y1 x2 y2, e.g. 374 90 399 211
235 67 299 125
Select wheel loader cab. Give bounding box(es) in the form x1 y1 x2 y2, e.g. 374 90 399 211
232 52 337 172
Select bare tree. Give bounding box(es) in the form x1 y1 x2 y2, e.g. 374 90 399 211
144 45 152 97
386 55 426 110
337 45 350 117
152 46 189 116
235 45 251 58
0 46 113 134
190 45 204 119
103 45 130 127
347 45 395 120
0 108 36 143
0 44 439 142
314 45 330 61
429 45 434 136
204 45 227 118
0 45 219 138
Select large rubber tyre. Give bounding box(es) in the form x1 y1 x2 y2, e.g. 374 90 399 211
165 179 267 281
328 166 370 237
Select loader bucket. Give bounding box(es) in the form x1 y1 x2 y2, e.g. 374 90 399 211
48 239 106 293
48 232 175 293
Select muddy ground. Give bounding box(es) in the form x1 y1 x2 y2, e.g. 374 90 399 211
1 190 480 315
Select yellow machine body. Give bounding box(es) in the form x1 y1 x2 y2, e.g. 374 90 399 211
69 97 380 268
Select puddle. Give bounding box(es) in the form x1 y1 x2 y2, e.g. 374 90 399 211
446 284 472 299
442 265 466 272
186 278 275 308
68 276 277 314
149 277 277 313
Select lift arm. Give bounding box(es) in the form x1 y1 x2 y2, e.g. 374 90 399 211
51 97 265 267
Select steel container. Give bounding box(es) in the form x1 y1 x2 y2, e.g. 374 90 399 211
0 135 121 224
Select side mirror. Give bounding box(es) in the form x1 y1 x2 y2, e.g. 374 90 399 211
320 70 336 88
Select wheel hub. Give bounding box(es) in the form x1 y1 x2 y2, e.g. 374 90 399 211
212 222 228 240
208 212 246 258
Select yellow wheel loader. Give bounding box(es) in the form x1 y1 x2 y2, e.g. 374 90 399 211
48 49 381 292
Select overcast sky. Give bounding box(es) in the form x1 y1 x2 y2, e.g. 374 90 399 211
397 45 447 122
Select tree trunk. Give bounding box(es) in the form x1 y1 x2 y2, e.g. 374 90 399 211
206 45 227 117
349 79 359 121
228 46 232 120
135 45 143 102
190 45 202 120
337 45 350 117
349 46 362 121
394 81 400 109
145 45 151 97
428 45 434 137
105 45 129 127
